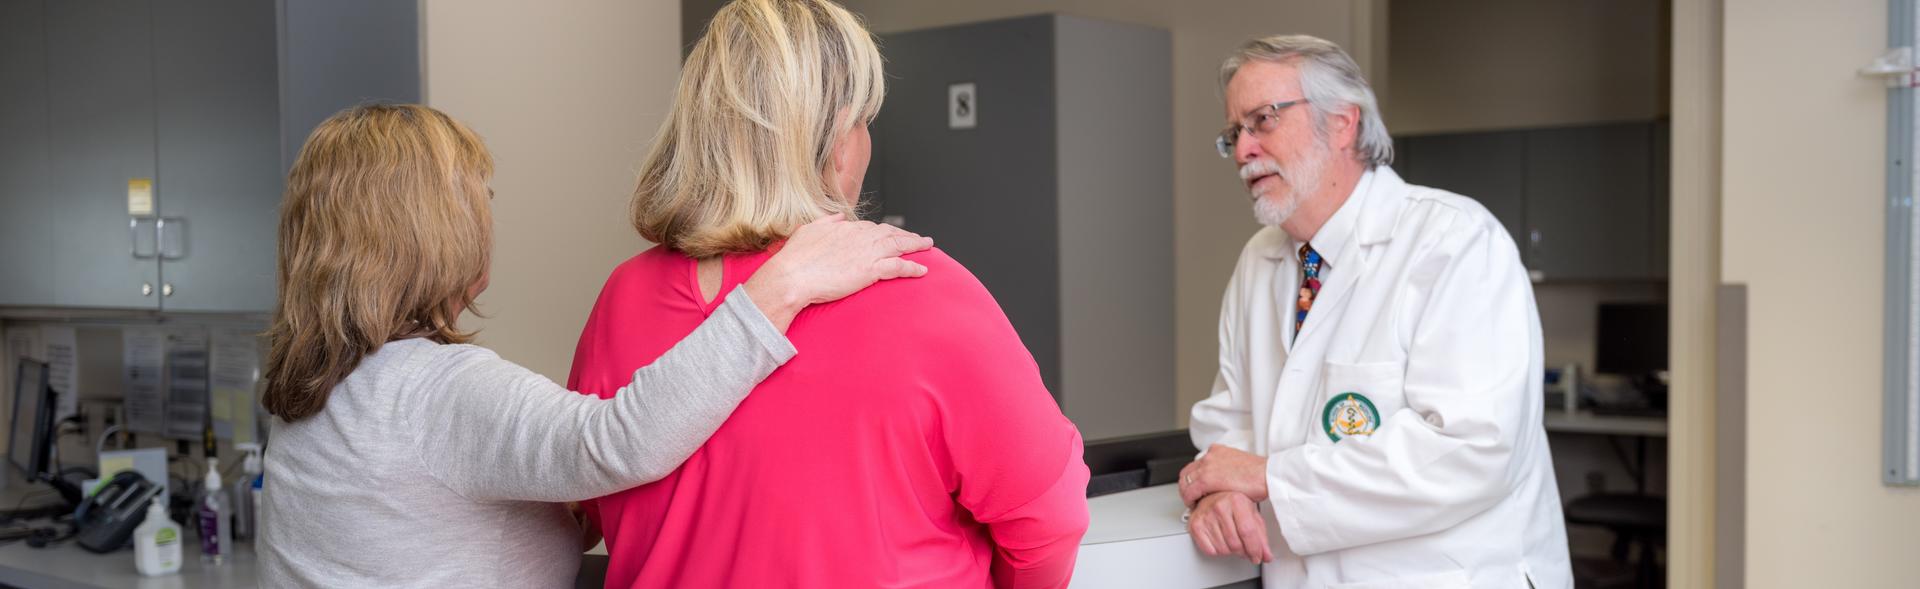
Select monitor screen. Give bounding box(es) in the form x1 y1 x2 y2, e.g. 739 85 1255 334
1595 302 1669 376
10 359 49 479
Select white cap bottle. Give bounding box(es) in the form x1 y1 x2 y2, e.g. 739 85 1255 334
198 458 231 565
135 496 181 576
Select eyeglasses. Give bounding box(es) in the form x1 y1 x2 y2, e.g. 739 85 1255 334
1214 98 1309 159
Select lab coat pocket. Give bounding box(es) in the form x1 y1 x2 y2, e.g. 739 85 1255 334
1316 360 1405 444
1328 569 1472 589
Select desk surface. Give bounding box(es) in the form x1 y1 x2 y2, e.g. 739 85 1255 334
1082 480 1194 545
0 483 257 589
0 538 256 589
1543 408 1668 437
1072 484 1261 589
0 484 1243 589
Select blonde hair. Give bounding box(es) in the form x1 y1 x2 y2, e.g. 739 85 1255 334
631 0 885 257
263 104 495 422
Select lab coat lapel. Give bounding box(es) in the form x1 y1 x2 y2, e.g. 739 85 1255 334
1275 255 1301 356
1292 168 1404 356
1291 247 1360 360
1266 170 1398 451
1271 244 1360 449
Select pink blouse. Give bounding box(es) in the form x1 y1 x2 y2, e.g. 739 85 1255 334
568 246 1089 589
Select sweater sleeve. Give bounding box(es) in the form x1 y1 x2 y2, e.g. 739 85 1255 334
405 287 796 502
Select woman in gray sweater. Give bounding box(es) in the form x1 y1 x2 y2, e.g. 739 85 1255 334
256 104 932 587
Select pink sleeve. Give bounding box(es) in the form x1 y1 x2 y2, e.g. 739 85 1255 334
920 281 1091 589
985 442 1090 589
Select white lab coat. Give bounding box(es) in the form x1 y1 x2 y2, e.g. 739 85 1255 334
1190 167 1572 589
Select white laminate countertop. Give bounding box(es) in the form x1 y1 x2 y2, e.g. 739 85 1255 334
1071 484 1261 588
0 538 257 589
0 482 1256 589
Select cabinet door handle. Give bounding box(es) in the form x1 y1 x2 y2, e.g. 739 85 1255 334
1526 229 1544 283
157 217 187 260
161 283 173 298
141 283 153 297
129 218 159 259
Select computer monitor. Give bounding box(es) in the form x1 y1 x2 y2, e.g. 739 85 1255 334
1595 302 1669 376
9 358 53 481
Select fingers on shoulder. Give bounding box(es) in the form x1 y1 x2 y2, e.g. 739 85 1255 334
874 258 929 279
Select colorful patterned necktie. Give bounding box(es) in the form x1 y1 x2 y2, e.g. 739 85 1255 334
1295 243 1322 342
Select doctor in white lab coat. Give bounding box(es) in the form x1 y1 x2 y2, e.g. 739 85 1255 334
1178 35 1573 589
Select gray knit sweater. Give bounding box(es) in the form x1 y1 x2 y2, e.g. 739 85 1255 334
259 288 795 588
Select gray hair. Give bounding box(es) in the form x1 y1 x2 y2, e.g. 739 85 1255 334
1220 35 1393 167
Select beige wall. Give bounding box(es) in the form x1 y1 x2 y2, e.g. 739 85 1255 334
830 0 1359 427
1387 0 1667 135
1718 0 1920 585
422 0 680 381
1668 0 1721 584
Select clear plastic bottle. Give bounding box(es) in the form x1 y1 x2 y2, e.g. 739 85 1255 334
134 496 181 576
233 444 262 540
197 457 231 565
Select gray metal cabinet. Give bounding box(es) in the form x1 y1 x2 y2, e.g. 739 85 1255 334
1524 123 1656 281
1397 121 1665 282
1399 131 1528 252
0 0 56 306
44 0 163 310
151 0 282 312
0 0 419 313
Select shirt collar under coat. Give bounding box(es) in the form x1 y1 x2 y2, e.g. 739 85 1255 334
1255 165 1406 262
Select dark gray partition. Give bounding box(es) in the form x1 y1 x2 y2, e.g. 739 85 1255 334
869 15 1174 439
277 0 421 172
1055 16 1174 440
870 15 1063 398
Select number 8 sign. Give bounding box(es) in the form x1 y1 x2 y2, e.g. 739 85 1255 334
948 82 977 130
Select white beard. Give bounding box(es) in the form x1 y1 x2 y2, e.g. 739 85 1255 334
1252 190 1298 227
1244 141 1329 227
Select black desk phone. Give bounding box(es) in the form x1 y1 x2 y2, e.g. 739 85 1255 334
74 471 164 553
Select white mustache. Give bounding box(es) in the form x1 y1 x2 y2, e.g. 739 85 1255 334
1239 159 1283 182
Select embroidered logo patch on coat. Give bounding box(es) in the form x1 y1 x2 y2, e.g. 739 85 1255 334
1322 392 1380 442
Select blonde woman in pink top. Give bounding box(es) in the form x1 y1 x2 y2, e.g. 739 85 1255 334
568 0 1091 587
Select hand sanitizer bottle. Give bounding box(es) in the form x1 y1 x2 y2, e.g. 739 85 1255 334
198 457 231 565
135 496 181 576
233 444 262 540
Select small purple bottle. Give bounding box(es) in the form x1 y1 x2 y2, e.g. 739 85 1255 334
197 457 231 565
